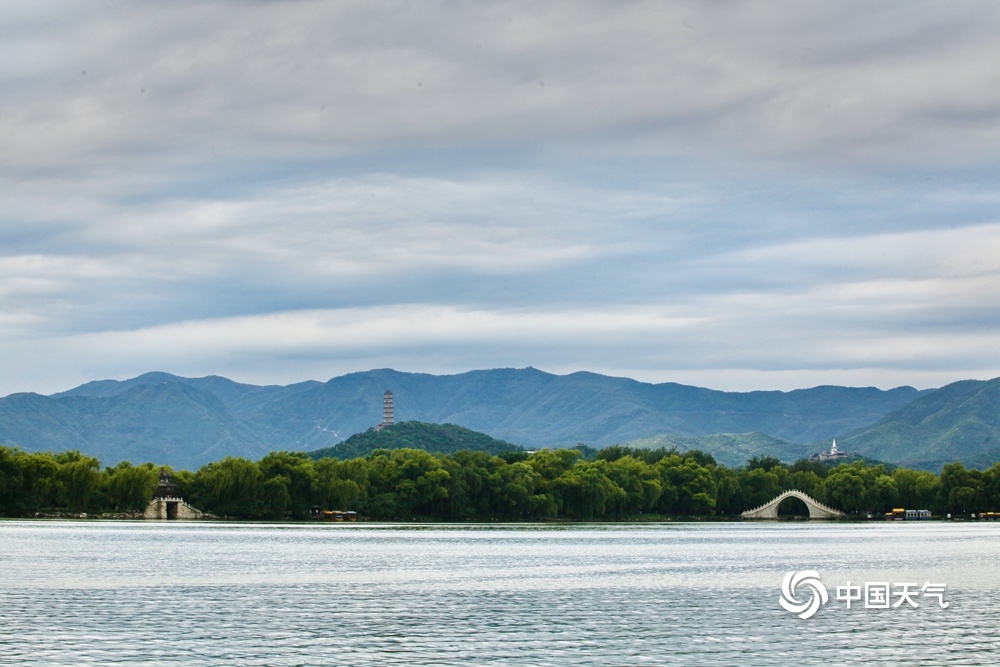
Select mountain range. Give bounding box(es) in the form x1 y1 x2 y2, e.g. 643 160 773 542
0 368 996 471
838 377 1000 471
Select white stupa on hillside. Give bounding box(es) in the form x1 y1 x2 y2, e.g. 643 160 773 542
810 438 851 462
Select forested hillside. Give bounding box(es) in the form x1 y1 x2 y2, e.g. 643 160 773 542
840 378 1000 470
623 432 811 469
307 421 521 459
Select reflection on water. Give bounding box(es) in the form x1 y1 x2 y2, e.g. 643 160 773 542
1 521 998 665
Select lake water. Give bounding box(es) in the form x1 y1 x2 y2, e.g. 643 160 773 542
1 520 999 665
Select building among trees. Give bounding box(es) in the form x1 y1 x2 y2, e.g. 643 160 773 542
144 468 204 519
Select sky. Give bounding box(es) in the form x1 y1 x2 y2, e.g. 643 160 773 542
2 0 1000 396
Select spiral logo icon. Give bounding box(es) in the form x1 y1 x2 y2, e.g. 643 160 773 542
779 570 828 619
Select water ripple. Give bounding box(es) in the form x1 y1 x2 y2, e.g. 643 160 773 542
1 521 999 665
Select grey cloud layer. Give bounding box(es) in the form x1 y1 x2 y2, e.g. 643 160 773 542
2 1 999 394
7 1 1000 172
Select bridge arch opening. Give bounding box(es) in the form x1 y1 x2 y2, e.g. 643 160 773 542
776 495 810 517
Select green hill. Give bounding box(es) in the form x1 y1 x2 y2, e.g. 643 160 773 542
840 377 1000 471
307 421 522 460
623 432 810 468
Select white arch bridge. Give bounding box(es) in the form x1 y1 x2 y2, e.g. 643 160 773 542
741 489 844 519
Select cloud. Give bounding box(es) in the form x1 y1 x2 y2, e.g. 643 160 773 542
1 1 1000 395
5 1 1000 178
3 281 997 396
0 172 681 335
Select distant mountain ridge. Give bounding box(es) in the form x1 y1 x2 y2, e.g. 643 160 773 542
2 380 274 468
0 368 940 469
840 377 1000 471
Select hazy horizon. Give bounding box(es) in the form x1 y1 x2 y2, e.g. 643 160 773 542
14 365 981 400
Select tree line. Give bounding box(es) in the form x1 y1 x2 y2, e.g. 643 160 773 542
1 444 999 520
